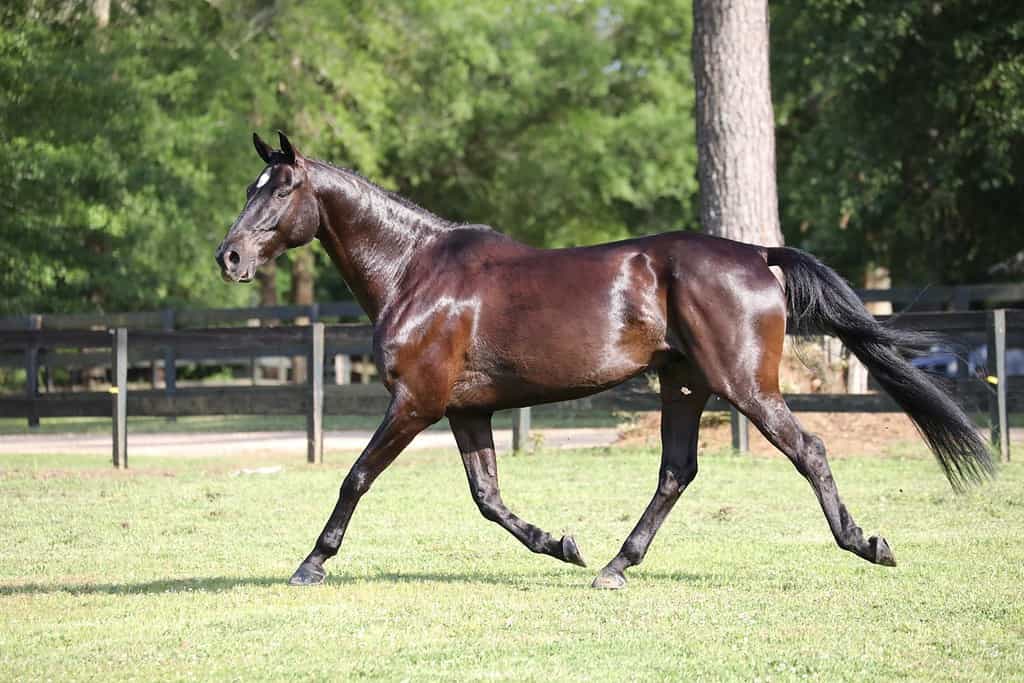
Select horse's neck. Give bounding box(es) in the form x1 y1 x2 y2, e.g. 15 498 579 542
312 162 446 321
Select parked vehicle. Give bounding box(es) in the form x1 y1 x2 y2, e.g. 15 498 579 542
910 345 1024 378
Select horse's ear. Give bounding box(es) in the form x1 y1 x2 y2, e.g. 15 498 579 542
253 132 274 164
278 130 299 164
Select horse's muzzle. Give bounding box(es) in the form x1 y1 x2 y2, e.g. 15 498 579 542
215 244 254 283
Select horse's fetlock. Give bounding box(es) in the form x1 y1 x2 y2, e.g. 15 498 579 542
620 542 645 566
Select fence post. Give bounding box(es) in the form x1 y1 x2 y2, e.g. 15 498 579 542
988 309 1009 461
162 308 177 422
730 407 750 453
512 407 531 453
112 328 128 469
334 354 352 385
25 314 42 429
307 322 324 464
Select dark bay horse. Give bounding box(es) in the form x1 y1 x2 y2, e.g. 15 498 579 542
216 132 993 589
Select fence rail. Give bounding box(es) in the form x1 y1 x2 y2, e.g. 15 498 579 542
2 282 1022 332
1 309 1020 467
0 302 365 332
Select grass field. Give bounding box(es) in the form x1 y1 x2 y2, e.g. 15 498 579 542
1 446 1022 681
0 404 621 435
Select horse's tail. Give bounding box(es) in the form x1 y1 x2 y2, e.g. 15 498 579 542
765 245 994 490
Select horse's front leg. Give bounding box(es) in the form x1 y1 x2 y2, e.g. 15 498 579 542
289 394 436 585
449 411 586 567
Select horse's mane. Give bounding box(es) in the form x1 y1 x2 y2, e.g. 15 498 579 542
311 159 461 231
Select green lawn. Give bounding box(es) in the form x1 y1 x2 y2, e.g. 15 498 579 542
0 404 623 435
1 447 1022 681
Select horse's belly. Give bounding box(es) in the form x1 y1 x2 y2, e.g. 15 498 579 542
448 324 665 411
446 248 671 411
447 366 643 411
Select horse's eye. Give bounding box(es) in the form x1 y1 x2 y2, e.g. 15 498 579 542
276 188 293 198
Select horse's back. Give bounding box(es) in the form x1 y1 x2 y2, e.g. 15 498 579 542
408 228 775 410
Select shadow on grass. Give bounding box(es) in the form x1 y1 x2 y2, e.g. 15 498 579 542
0 568 713 596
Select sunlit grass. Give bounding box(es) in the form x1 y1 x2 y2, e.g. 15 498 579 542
1 447 1021 680
0 405 624 435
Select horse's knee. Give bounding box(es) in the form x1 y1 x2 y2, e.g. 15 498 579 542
658 459 697 497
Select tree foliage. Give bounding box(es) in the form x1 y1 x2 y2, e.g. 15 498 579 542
258 0 697 298
1 0 1021 316
772 0 1024 284
1 1 698 313
0 1 264 313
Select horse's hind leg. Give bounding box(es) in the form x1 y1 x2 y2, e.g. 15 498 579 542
592 362 710 589
448 412 587 567
683 277 896 567
733 389 896 566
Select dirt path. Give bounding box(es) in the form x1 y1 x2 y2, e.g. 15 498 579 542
4 414 1016 459
620 411 1022 457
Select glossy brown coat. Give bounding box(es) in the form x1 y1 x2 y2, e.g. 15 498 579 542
217 133 991 588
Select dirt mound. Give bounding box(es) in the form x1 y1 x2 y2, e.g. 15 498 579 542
618 410 922 457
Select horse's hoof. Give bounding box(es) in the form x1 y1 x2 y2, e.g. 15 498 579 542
288 561 326 586
591 569 626 590
869 536 896 567
560 535 587 567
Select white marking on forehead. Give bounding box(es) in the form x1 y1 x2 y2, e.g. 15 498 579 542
256 169 271 189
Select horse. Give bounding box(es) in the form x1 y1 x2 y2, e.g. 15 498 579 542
216 132 993 589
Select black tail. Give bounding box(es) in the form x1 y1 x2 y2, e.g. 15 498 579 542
766 246 995 490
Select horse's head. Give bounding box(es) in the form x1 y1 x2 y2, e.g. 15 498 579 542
215 131 319 283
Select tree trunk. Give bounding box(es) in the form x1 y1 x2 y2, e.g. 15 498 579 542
290 250 314 384
692 0 783 247
92 0 110 28
251 261 279 383
256 260 278 307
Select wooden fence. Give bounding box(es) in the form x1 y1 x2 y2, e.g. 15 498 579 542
2 281 1022 333
1 308 1021 467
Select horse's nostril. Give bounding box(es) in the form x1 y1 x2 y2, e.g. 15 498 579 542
227 250 241 266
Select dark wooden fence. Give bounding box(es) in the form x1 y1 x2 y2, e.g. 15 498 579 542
1 298 1022 467
1 281 1021 335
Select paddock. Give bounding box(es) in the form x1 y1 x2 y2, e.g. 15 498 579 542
1 445 1021 680
2 286 1020 679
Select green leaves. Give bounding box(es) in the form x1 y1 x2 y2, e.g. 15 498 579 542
1 2 256 314
6 0 1019 315
772 0 1024 284
260 0 698 252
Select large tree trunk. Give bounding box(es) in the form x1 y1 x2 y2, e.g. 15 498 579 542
92 0 110 28
692 0 783 247
256 260 278 308
252 261 279 383
290 250 314 384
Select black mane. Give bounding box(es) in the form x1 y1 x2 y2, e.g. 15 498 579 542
311 159 459 230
